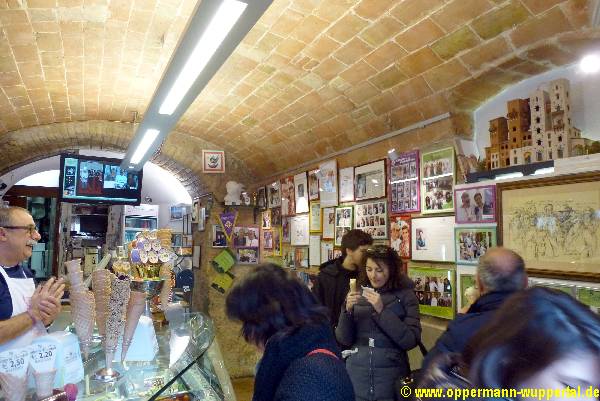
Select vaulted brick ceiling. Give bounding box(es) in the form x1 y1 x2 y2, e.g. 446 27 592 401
0 0 597 179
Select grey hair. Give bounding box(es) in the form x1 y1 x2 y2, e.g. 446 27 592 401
0 206 29 227
478 248 526 293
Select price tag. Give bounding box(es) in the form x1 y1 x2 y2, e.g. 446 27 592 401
29 342 57 372
0 348 30 377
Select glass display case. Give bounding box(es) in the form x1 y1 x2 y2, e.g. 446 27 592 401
75 313 235 401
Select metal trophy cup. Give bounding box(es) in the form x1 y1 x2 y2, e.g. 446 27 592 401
130 279 165 317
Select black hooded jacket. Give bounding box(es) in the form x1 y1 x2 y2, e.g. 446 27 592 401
313 256 357 329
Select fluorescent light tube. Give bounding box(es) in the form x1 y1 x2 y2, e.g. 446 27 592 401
131 129 160 164
494 172 523 181
159 0 247 115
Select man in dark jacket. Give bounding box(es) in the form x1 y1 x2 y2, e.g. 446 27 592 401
313 230 373 329
421 247 527 370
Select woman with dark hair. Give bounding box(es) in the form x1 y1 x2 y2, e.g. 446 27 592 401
418 287 600 400
226 264 354 401
336 245 421 401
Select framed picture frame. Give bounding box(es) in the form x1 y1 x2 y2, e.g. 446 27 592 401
267 181 281 208
281 176 296 216
293 247 309 268
236 248 259 264
257 187 267 210
322 207 335 240
271 207 282 226
309 202 322 233
334 206 353 246
455 226 497 265
211 224 228 248
411 216 455 262
409 266 455 320
294 172 309 214
309 235 321 266
528 276 577 297
272 226 282 256
390 215 411 259
528 276 600 314
261 209 271 230
389 150 420 214
202 150 225 173
232 225 260 248
170 205 185 221
421 147 455 214
192 198 200 223
197 207 206 232
457 265 478 313
498 172 600 281
339 167 355 203
321 241 334 264
354 199 388 240
355 160 386 201
290 214 310 246
454 184 497 224
172 232 183 247
308 169 320 201
262 230 274 250
319 159 338 207
282 217 291 243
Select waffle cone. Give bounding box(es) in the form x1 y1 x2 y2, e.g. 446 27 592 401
64 258 82 275
104 275 130 350
71 291 95 358
121 290 146 362
0 372 27 401
33 369 57 398
92 270 113 337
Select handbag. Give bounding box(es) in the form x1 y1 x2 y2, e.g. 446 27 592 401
396 340 428 400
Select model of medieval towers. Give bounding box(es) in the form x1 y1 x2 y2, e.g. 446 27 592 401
485 78 590 170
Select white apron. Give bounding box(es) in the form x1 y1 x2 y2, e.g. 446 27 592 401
0 266 43 352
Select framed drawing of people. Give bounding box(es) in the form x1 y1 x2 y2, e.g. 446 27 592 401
319 159 338 207
421 147 455 214
290 214 310 246
354 160 386 201
455 183 497 224
389 150 420 214
498 172 600 281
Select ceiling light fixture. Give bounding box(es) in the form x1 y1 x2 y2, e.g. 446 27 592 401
159 0 247 115
580 54 600 74
131 129 160 165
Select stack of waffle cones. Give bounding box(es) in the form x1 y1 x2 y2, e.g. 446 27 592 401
156 229 172 249
0 372 27 401
159 262 173 311
69 290 95 359
121 290 146 362
33 368 57 398
104 275 131 369
92 269 113 339
65 259 84 292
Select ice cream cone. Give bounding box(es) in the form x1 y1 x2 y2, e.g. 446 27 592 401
0 372 27 401
70 290 95 358
33 369 57 398
121 290 146 362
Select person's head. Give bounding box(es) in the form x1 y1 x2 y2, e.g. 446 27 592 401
401 225 409 240
417 229 423 239
474 192 483 207
226 264 328 350
341 229 373 266
464 286 479 304
0 206 41 265
425 196 431 207
464 287 600 394
390 222 400 240
476 247 527 295
544 203 553 214
359 245 405 291
461 192 470 207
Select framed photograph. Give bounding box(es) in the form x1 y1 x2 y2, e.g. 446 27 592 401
309 235 321 266
257 187 267 210
282 217 291 243
339 167 355 202
409 266 455 320
294 247 309 268
412 216 455 262
528 276 577 297
321 241 334 264
267 181 281 208
319 159 338 207
308 169 320 201
498 172 600 281
322 207 335 240
281 176 296 216
212 224 228 248
172 232 183 247
309 202 322 233
354 199 388 240
290 214 310 246
334 206 353 246
355 160 386 201
192 198 200 223
232 225 260 248
390 215 411 259
577 286 600 314
272 226 282 256
236 248 259 264
389 150 420 214
170 205 185 221
271 207 282 226
261 209 271 230
294 172 309 214
421 147 455 214
262 230 274 250
457 265 478 313
455 184 497 224
197 207 206 232
202 150 225 173
455 226 497 265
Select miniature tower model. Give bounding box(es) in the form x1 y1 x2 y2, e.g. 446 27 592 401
507 98 531 166
485 117 508 170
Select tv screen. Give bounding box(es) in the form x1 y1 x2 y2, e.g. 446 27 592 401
79 215 108 234
59 154 143 205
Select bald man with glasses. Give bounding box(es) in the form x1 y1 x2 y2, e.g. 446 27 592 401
0 206 64 350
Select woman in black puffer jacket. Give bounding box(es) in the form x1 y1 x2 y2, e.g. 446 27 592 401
336 245 421 401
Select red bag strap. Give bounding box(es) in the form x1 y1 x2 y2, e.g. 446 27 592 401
307 348 338 359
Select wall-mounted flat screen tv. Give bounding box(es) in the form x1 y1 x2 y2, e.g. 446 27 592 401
59 154 143 205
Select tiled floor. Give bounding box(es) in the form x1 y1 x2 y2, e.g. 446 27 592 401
232 377 254 401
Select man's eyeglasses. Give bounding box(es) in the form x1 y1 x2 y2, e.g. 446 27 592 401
2 225 39 235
